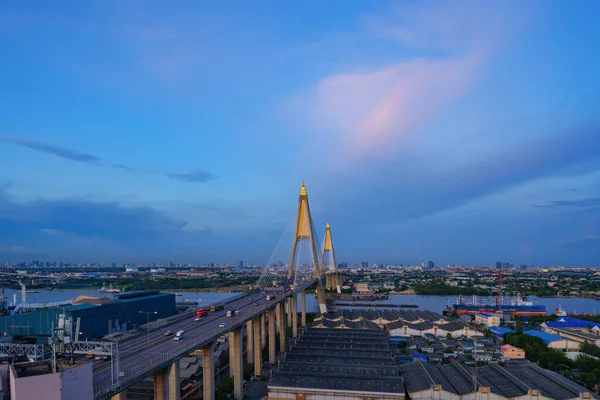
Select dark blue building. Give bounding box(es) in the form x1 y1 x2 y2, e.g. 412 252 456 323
0 291 177 341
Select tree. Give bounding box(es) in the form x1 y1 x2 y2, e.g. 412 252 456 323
446 332 452 340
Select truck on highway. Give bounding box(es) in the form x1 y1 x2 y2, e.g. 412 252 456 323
226 310 232 317
173 330 184 341
196 308 208 318
210 303 224 313
266 295 273 301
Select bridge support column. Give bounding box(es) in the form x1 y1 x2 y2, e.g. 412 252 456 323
153 369 167 400
278 301 286 353
275 303 281 333
287 298 292 327
261 313 266 349
292 295 298 338
246 320 253 363
167 361 180 400
201 342 215 400
111 391 127 400
230 328 244 400
268 308 276 364
301 290 307 328
253 317 262 377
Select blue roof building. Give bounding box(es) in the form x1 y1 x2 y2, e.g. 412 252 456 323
410 353 428 362
544 317 600 330
489 326 514 338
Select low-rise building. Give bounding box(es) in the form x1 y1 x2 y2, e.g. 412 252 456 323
501 344 525 359
399 360 595 400
523 330 581 351
355 283 370 293
475 312 501 327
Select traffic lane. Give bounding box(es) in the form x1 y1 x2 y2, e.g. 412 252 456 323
92 293 266 376
93 292 285 386
93 292 261 371
94 309 239 384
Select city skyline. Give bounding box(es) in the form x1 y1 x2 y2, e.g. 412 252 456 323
1 1 600 265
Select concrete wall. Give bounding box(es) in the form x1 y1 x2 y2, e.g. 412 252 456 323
9 362 92 400
10 365 62 400
61 362 93 400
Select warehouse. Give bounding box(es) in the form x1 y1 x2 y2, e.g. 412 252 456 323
399 360 596 400
0 290 177 341
268 328 404 399
523 329 581 351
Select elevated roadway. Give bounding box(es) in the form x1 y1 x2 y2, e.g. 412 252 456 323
93 278 321 400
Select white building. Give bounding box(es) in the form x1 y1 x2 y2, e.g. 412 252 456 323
475 312 501 327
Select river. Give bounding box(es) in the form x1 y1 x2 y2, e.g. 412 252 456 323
2 288 598 315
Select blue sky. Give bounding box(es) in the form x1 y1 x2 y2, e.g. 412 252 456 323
1 1 599 266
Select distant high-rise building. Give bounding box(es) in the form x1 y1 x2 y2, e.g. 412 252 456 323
496 262 502 269
239 260 244 267
428 261 435 269
502 262 510 269
361 261 369 269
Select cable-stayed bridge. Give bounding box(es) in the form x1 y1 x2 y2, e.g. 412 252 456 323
93 182 341 400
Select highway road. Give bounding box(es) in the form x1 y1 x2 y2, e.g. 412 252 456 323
92 288 293 396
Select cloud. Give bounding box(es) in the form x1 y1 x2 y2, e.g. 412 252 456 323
166 169 217 183
289 1 521 164
555 235 600 247
532 198 600 209
0 135 216 183
0 134 102 164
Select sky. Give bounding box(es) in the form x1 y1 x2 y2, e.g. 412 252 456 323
1 1 599 266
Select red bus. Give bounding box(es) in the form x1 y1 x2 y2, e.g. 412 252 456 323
196 308 208 317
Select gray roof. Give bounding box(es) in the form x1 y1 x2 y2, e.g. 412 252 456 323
269 327 403 396
399 360 597 399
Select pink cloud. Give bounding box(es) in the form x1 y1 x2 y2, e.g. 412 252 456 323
291 1 526 165
310 53 484 160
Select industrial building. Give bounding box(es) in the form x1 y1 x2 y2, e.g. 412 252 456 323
541 317 600 346
523 329 581 351
313 309 482 338
399 359 596 400
268 327 404 399
0 291 177 341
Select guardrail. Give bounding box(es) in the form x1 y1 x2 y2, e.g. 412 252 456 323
93 312 253 400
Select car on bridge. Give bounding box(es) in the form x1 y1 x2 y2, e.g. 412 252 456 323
164 330 173 336
194 316 202 321
219 323 225 328
253 302 259 306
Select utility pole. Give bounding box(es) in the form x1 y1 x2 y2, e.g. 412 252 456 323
139 311 157 345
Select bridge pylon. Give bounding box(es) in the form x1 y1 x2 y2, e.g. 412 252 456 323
288 182 327 314
322 222 342 294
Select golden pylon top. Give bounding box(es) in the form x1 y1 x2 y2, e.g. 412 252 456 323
326 222 330 229
300 181 307 196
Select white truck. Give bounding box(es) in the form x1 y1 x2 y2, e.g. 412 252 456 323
266 295 273 301
226 310 233 317
173 330 184 341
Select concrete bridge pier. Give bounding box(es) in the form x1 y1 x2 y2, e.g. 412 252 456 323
253 317 262 377
246 320 253 363
286 298 292 327
230 328 244 400
275 303 281 333
201 342 215 400
261 313 266 349
292 295 298 338
301 290 307 328
278 301 286 353
167 361 180 400
268 308 276 364
153 369 166 400
111 391 127 400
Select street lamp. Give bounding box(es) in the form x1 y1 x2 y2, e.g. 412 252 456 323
140 311 158 345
